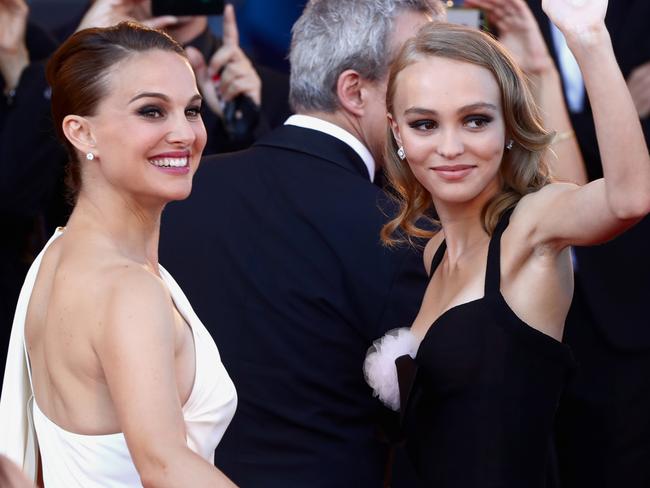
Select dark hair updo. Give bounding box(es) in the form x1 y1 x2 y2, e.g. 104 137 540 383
46 21 186 202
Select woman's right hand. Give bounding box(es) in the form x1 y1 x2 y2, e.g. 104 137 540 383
0 455 33 488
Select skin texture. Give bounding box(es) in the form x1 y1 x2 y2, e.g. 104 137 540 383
388 0 650 344
308 9 435 167
78 0 261 118
0 456 33 488
25 49 237 487
465 0 587 184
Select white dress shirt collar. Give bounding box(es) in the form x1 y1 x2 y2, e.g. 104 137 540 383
285 114 376 182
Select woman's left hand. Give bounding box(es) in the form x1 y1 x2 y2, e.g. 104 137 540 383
542 0 607 40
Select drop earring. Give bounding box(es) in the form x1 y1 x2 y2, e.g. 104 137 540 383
86 152 95 160
505 140 514 151
397 146 406 160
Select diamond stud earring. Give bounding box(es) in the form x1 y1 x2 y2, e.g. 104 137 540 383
86 152 95 160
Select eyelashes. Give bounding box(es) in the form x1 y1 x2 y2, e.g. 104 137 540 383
407 114 494 132
136 104 203 120
464 115 493 129
409 120 437 131
137 105 164 118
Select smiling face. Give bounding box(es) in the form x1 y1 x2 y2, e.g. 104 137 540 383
389 55 507 210
86 49 207 205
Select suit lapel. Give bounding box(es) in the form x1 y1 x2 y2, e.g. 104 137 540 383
254 124 371 180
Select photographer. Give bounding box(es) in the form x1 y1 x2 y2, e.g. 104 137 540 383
60 0 291 154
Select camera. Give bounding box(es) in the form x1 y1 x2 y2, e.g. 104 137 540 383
151 0 225 17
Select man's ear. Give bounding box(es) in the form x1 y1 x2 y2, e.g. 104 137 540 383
387 112 402 147
336 69 364 117
62 115 97 157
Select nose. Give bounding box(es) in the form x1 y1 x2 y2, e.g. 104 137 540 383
166 113 196 146
436 129 463 159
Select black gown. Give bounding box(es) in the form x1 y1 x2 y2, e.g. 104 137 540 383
397 209 576 487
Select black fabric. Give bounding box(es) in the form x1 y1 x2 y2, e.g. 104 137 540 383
398 209 575 487
160 124 428 487
527 4 650 485
555 285 650 488
0 21 66 385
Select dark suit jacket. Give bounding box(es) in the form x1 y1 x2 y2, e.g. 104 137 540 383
528 1 650 350
160 124 429 487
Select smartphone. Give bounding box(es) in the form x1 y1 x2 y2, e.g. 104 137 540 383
446 0 488 31
151 0 225 16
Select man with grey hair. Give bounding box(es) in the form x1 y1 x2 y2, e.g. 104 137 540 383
160 0 445 486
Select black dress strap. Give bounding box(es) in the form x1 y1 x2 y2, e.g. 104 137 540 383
484 207 515 296
428 238 448 279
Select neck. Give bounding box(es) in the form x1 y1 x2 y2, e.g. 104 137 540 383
66 190 163 269
302 109 365 145
434 179 500 263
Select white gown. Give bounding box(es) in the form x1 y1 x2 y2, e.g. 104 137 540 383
0 229 237 486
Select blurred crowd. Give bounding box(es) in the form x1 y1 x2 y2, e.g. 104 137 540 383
0 0 649 486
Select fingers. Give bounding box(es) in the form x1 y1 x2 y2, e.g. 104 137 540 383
185 45 207 75
0 455 33 488
221 4 239 47
207 43 238 78
219 62 262 104
207 45 261 105
185 46 223 116
142 15 179 30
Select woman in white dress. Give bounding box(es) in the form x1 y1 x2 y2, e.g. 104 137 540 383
0 22 237 487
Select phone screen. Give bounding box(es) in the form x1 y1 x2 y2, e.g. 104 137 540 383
446 8 484 30
151 0 225 16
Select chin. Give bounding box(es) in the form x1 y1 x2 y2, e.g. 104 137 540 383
161 182 193 202
430 185 487 206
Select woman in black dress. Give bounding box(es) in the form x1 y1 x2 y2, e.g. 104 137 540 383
364 0 650 486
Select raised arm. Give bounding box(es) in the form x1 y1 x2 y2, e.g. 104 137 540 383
98 268 237 488
522 0 650 249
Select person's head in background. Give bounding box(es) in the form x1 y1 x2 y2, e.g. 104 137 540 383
289 0 446 166
46 21 207 209
382 22 552 245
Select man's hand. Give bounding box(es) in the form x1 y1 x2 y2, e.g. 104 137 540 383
76 0 178 32
627 61 650 120
464 0 553 75
0 0 29 92
208 4 261 106
186 4 261 118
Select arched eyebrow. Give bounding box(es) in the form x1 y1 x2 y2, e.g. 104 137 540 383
404 102 498 116
128 92 203 104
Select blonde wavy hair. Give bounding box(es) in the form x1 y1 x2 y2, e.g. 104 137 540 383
381 22 554 247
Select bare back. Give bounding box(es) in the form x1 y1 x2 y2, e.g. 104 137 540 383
24 229 196 435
